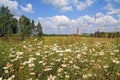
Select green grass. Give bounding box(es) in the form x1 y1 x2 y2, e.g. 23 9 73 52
0 36 120 80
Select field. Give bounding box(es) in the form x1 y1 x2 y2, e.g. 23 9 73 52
0 36 120 80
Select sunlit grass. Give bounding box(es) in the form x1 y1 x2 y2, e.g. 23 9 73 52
0 36 120 80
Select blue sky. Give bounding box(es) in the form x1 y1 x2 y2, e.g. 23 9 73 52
0 0 120 34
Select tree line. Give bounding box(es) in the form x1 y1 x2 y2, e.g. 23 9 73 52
89 31 120 38
0 6 43 40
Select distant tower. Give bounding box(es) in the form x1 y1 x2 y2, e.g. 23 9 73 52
76 27 79 37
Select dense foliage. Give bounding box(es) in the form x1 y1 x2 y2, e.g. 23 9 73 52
0 6 43 38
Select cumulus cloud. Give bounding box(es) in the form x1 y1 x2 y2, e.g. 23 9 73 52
42 0 72 12
76 0 95 10
60 6 72 12
38 14 119 34
38 15 70 29
20 3 34 13
42 0 95 12
96 12 105 17
0 0 20 15
105 3 120 15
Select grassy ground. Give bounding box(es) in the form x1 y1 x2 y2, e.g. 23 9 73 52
0 36 120 80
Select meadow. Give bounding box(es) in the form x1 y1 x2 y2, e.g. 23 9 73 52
0 36 120 80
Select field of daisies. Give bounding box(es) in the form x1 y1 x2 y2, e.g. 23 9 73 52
0 36 120 80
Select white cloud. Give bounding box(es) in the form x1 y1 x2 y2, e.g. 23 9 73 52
0 0 20 15
96 15 117 26
108 9 120 15
60 6 72 12
38 15 70 29
38 14 119 34
76 2 87 10
96 12 105 17
20 3 34 13
77 0 95 10
104 3 113 11
42 0 71 12
105 2 120 15
42 0 95 12
42 0 69 7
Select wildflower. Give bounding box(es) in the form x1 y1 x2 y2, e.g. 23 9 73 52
112 59 119 64
64 58 68 61
65 75 70 79
82 74 88 79
0 77 2 80
50 62 54 66
90 60 95 63
61 64 67 67
47 75 56 80
55 59 61 62
9 54 15 57
110 53 115 55
57 68 63 73
29 44 32 47
3 67 8 70
20 65 24 70
59 53 63 56
69 60 73 64
65 49 72 52
28 63 35 67
29 57 36 62
4 70 9 74
34 38 37 41
44 66 52 71
87 73 92 77
9 75 15 79
6 63 13 68
99 51 105 55
83 52 87 55
38 61 43 64
117 73 120 76
23 45 27 48
77 54 80 59
38 46 41 48
103 65 109 69
16 51 24 56
28 78 33 80
113 49 119 53
36 52 40 56
73 65 79 69
30 72 35 75
42 62 47 66
92 48 95 51
7 78 11 80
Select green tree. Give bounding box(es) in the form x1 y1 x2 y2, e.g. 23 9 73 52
30 20 35 34
10 18 18 34
0 6 13 36
19 15 32 40
36 22 43 37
